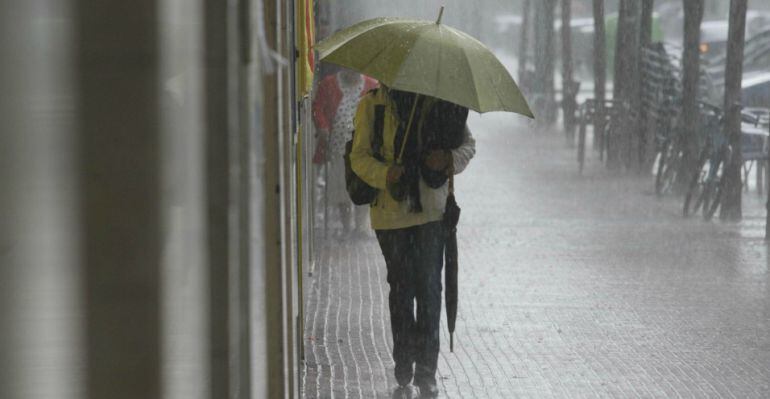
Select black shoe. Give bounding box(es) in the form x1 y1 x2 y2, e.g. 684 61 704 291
416 382 438 398
391 384 419 399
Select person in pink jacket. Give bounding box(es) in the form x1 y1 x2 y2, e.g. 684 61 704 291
312 69 378 239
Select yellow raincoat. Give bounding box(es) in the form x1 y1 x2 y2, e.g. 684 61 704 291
350 88 476 230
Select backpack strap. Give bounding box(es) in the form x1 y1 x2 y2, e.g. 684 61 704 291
372 104 385 161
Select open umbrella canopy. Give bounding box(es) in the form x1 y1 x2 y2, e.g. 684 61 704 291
315 11 534 117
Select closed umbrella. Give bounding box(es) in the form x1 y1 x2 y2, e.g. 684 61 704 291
443 178 461 352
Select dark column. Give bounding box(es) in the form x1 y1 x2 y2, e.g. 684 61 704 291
720 0 749 221
0 4 33 398
592 0 607 153
236 1 254 398
679 0 705 190
611 0 642 170
262 1 291 397
534 0 557 125
640 0 655 45
561 0 578 143
766 121 770 239
640 0 656 168
518 0 531 85
75 1 162 398
203 0 260 397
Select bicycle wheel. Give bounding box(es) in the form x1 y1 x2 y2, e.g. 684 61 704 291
656 143 679 196
683 153 708 217
703 178 723 221
655 148 668 196
703 157 726 221
577 113 587 174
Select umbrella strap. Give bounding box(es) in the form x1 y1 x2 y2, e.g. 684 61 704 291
397 94 421 164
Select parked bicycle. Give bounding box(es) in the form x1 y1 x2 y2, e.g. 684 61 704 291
682 103 728 220
576 98 629 173
654 128 685 197
683 103 768 220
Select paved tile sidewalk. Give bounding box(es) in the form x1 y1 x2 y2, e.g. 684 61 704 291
302 114 770 398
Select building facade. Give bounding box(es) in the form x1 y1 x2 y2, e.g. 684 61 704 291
0 0 309 398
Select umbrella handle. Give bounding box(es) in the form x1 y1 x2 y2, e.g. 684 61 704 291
396 94 421 164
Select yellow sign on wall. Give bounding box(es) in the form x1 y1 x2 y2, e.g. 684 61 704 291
296 0 315 97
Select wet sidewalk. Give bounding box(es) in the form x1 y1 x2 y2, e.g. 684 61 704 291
302 114 770 398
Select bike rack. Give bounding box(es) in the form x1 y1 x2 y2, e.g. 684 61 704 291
576 98 630 174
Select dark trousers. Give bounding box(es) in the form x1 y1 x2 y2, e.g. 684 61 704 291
375 221 445 387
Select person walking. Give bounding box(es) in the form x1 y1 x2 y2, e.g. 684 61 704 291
312 68 378 239
350 86 475 398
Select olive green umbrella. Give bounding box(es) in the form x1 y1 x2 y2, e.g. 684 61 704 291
315 8 534 117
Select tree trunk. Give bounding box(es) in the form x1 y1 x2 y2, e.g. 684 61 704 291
611 0 642 171
593 0 607 153
612 0 628 102
720 0 748 221
679 0 705 192
760 139 770 241
518 0 531 85
534 0 557 126
639 0 656 169
640 0 654 47
561 0 578 144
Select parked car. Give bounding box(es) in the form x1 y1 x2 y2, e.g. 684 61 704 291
709 28 770 76
656 4 770 52
739 71 770 108
698 20 729 61
708 27 770 108
709 69 770 109
693 16 769 62
747 10 770 38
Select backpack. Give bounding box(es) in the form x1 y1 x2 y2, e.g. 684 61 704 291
344 103 385 205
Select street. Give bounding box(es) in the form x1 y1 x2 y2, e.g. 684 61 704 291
302 114 770 398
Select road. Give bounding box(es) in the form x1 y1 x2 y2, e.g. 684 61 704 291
302 113 770 398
